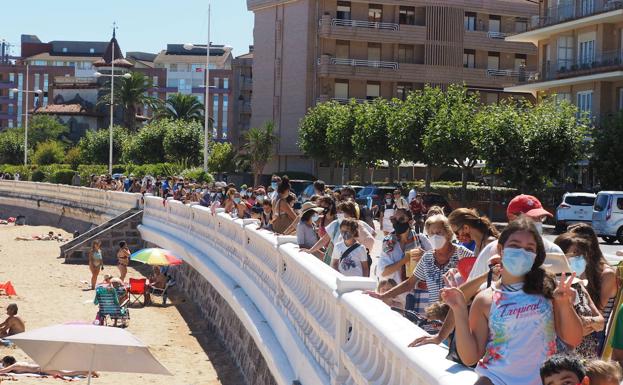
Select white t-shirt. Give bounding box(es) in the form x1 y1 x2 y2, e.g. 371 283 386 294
332 241 368 277
467 237 564 281
325 219 375 250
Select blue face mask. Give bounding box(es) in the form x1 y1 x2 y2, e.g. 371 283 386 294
502 247 537 277
233 197 241 204
271 182 278 190
568 256 587 276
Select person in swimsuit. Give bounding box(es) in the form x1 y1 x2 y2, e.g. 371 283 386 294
0 356 97 378
88 240 104 290
116 241 130 282
0 304 25 337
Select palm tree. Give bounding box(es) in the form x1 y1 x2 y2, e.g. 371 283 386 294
240 121 279 186
156 93 206 122
98 72 158 132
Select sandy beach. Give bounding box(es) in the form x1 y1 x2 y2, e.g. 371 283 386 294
0 225 244 385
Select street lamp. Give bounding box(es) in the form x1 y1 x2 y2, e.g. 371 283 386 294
10 64 43 166
94 57 132 176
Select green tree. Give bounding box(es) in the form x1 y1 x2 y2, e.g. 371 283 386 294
162 119 203 165
208 142 236 175
98 72 158 131
423 85 482 203
77 127 127 165
240 121 278 186
32 140 65 165
521 97 588 190
298 101 337 175
326 100 357 183
156 93 207 122
593 112 623 189
65 147 82 170
352 98 400 181
122 119 168 164
27 115 70 147
0 129 25 165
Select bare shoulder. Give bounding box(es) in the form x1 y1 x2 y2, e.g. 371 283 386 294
472 287 494 315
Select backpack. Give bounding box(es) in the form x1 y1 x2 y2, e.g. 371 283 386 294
340 242 373 274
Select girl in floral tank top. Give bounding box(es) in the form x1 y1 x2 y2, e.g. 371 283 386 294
442 218 583 385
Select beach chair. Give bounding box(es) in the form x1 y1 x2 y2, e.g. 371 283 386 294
94 286 130 327
149 278 175 305
128 278 147 307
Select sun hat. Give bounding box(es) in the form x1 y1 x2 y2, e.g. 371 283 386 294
543 253 587 286
507 194 552 218
301 202 324 216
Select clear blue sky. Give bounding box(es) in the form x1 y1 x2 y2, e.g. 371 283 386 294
3 0 254 57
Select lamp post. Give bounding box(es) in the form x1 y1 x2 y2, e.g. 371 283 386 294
11 64 43 166
94 43 131 175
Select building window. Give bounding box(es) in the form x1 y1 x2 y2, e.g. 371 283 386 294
7 120 13 128
62 47 68 53
170 63 178 72
336 1 351 20
367 43 381 62
463 49 475 68
90 48 95 53
223 77 229 89
17 73 23 127
489 15 501 33
152 76 158 87
222 95 228 139
515 18 528 33
366 82 380 100
334 80 349 99
399 6 415 25
576 91 593 116
514 54 527 70
43 74 49 106
336 40 350 59
581 0 594 16
578 39 595 65
464 12 476 31
213 77 220 88
368 4 382 23
557 36 573 70
396 83 413 101
191 63 204 73
556 93 571 103
212 95 219 138
398 45 414 64
487 52 500 70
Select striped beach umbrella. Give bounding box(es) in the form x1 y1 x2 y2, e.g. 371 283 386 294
130 248 182 266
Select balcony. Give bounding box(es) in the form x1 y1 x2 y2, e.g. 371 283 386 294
508 0 623 44
318 15 426 44
241 78 252 91
321 56 399 70
464 30 537 54
316 95 367 104
240 101 251 114
486 68 538 81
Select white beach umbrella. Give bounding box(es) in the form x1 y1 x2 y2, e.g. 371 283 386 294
9 324 171 384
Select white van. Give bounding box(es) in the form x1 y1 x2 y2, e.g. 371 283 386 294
592 191 623 244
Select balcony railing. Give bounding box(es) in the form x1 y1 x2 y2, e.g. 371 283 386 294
529 0 623 30
320 17 400 31
54 76 98 84
486 68 538 80
330 57 399 70
520 49 623 83
487 31 510 39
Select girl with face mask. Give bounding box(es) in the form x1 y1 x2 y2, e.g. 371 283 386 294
297 207 323 254
379 193 395 235
554 233 605 358
442 217 583 385
448 208 500 259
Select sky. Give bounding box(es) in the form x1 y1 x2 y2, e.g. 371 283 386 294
3 0 254 57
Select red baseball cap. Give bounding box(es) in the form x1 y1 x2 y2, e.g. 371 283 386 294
506 194 552 219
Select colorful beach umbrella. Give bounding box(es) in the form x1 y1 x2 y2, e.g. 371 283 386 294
130 248 182 266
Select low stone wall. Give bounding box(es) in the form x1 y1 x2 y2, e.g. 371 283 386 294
172 262 277 385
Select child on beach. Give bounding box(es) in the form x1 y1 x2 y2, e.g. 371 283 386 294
443 217 583 385
0 304 25 338
540 355 589 385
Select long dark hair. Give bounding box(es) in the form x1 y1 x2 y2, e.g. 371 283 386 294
277 175 291 195
448 208 500 238
499 217 555 299
568 223 607 305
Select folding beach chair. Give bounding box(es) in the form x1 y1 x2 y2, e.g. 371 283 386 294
149 278 175 306
128 278 147 307
94 286 130 327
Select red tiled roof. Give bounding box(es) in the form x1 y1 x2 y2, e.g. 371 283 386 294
34 104 101 116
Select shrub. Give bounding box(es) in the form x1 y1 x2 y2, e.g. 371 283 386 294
122 120 167 164
32 140 65 165
181 167 214 184
50 169 76 185
163 120 202 165
77 127 127 165
0 129 25 165
65 147 82 170
31 169 46 182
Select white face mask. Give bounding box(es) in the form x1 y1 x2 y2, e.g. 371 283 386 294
337 213 345 221
430 234 447 249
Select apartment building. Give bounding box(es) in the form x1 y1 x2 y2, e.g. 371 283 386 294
153 44 234 140
247 0 538 173
505 0 623 118
231 46 254 145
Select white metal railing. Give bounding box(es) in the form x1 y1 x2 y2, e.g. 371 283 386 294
486 68 538 79
328 17 400 31
330 57 399 70
487 31 509 39
138 195 477 385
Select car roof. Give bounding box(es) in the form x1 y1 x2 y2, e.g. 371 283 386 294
596 191 623 195
564 192 596 197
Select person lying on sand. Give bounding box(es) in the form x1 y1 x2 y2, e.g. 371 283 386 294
0 356 98 378
14 231 55 241
0 304 24 338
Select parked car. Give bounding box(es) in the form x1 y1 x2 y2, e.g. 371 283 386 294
592 191 623 244
299 183 336 202
419 192 453 216
289 180 314 198
356 185 398 210
555 192 596 233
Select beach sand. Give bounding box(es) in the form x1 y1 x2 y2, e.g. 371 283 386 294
0 225 244 385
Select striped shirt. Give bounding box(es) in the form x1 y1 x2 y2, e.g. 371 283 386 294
414 245 473 303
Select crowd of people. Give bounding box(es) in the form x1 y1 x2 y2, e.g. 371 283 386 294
185 174 623 385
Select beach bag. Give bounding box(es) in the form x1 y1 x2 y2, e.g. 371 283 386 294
272 199 293 234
